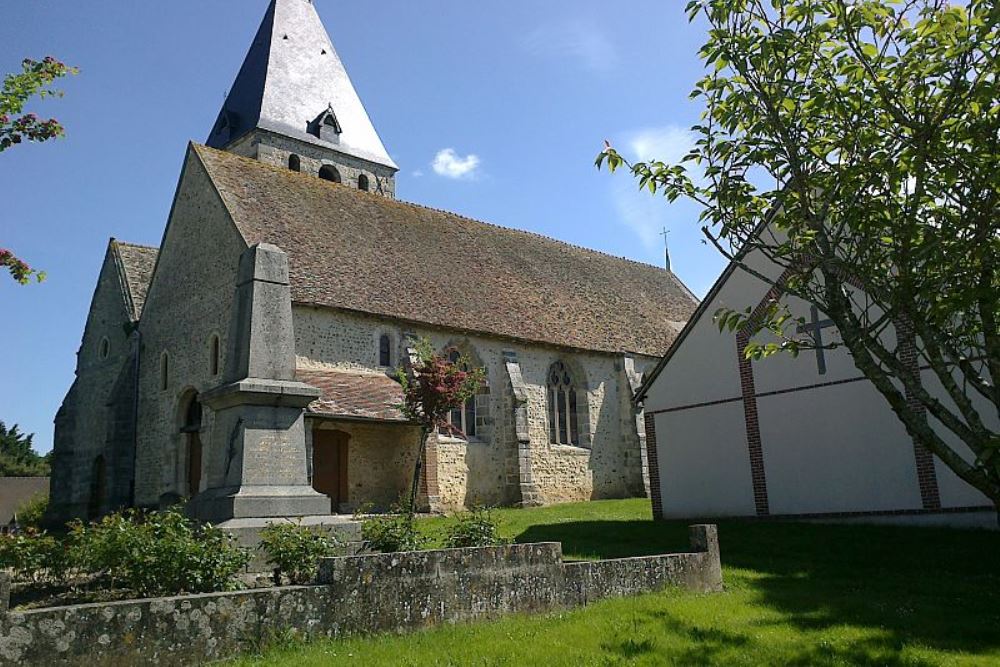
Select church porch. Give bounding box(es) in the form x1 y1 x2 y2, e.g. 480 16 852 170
300 369 425 514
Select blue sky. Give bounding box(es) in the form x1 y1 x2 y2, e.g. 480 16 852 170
1 1 724 452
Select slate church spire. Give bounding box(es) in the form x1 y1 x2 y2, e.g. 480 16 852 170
207 0 398 197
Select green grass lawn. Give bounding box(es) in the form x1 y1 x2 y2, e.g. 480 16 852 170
236 499 1000 666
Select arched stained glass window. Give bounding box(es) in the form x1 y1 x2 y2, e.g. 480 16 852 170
547 361 580 446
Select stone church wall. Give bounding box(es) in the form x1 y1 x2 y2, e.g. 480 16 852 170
293 306 656 510
132 153 248 509
49 248 137 521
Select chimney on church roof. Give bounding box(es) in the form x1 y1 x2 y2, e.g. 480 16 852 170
207 0 398 195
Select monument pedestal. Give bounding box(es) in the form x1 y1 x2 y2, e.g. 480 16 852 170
190 378 329 523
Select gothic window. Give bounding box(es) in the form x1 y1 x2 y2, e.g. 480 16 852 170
209 335 221 376
319 165 342 183
99 337 110 360
288 154 301 172
547 361 580 446
378 334 392 367
358 174 370 192
443 350 477 439
160 352 170 391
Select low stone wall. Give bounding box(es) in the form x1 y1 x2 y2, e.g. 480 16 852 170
0 525 722 666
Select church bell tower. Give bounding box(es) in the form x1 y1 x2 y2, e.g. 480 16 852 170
207 0 398 197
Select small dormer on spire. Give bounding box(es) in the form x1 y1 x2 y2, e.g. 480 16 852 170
309 105 342 142
206 0 398 197
212 110 239 147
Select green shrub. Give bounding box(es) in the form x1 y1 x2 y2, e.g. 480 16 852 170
0 529 69 584
259 520 343 585
72 507 250 596
444 507 510 549
13 493 48 530
359 505 425 553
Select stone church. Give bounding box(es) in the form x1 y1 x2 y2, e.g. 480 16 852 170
49 0 697 525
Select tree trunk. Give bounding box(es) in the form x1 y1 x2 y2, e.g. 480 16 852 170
408 427 429 513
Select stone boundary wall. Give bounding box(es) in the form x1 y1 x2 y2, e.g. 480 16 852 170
0 525 721 666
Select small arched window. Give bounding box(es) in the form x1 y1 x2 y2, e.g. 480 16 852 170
358 174 370 192
288 154 301 172
160 352 170 391
443 350 476 438
378 334 392 367
319 165 342 183
99 337 110 360
547 361 580 446
209 335 221 376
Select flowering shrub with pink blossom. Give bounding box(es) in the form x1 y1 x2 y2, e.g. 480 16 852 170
2 56 77 284
397 338 485 508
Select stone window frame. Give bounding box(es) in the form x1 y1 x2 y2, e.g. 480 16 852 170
438 340 490 445
288 154 301 172
358 173 370 192
318 163 342 184
546 359 591 450
375 331 395 369
159 351 170 392
98 336 111 361
208 333 221 377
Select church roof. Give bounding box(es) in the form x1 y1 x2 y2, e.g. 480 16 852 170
206 0 396 170
112 240 158 322
194 144 697 357
298 369 407 422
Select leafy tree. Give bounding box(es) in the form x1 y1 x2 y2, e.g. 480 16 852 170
599 1 1000 510
397 338 485 511
2 56 77 284
0 422 50 477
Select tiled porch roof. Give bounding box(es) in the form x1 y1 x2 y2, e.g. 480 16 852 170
298 369 409 423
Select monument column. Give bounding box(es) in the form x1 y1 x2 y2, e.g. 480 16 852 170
190 243 328 522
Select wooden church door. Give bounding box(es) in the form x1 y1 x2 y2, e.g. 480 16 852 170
187 434 203 497
313 430 349 512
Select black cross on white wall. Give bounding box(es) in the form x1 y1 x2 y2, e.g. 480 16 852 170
796 305 836 375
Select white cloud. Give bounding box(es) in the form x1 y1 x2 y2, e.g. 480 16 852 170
627 125 696 164
521 20 618 74
412 170 424 179
610 125 697 253
432 148 481 180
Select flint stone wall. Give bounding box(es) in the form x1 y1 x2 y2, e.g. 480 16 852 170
0 526 721 666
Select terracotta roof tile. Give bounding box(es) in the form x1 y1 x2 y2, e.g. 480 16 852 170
194 144 699 357
298 369 408 422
